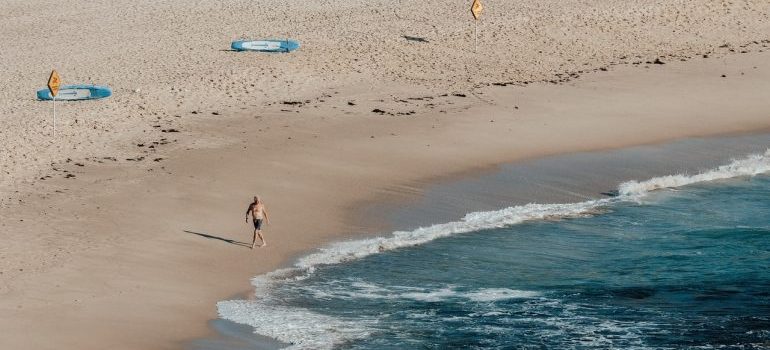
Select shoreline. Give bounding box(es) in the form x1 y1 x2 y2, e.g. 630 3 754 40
2 49 770 350
200 133 770 350
201 132 770 348
214 143 770 349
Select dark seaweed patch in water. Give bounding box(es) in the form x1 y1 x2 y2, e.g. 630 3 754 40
611 287 657 299
693 288 741 301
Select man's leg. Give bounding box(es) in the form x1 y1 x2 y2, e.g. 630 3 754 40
252 229 258 249
257 230 266 247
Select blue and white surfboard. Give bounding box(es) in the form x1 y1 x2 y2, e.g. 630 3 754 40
37 84 112 101
231 39 300 53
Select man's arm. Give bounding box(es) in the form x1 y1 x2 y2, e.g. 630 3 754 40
263 207 270 225
245 203 253 222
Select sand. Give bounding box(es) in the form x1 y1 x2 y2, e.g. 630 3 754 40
1 0 770 349
2 0 770 196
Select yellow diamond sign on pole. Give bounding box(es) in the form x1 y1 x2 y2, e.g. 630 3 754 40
471 0 483 20
48 70 61 97
47 70 61 137
471 0 483 53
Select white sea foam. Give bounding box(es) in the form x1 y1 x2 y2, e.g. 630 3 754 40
618 149 770 197
300 281 541 303
294 199 613 272
217 149 770 349
216 299 374 349
465 288 541 302
218 271 377 349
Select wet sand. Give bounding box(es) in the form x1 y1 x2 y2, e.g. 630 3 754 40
375 132 770 233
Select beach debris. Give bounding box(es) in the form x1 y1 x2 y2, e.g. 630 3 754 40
372 108 387 115
654 58 665 64
721 74 727 78
161 128 179 133
347 101 356 106
403 35 429 43
452 93 467 97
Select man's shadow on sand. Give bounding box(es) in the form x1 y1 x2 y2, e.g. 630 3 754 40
183 230 251 248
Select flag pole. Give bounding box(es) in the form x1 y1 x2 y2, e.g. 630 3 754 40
470 0 482 54
53 95 56 137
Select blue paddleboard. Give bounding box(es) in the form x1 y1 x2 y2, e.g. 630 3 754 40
37 84 112 101
231 39 300 53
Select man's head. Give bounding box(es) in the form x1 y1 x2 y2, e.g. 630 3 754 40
254 195 261 204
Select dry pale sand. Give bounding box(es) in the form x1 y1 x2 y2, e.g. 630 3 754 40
1 0 769 197
1 0 770 349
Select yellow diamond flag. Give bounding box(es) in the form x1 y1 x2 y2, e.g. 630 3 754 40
48 70 61 97
471 0 483 20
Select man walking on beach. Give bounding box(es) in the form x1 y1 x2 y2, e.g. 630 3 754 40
245 195 270 249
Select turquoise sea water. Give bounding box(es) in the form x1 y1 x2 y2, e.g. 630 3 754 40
218 150 770 349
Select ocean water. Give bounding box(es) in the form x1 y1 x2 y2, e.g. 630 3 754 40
218 150 770 349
